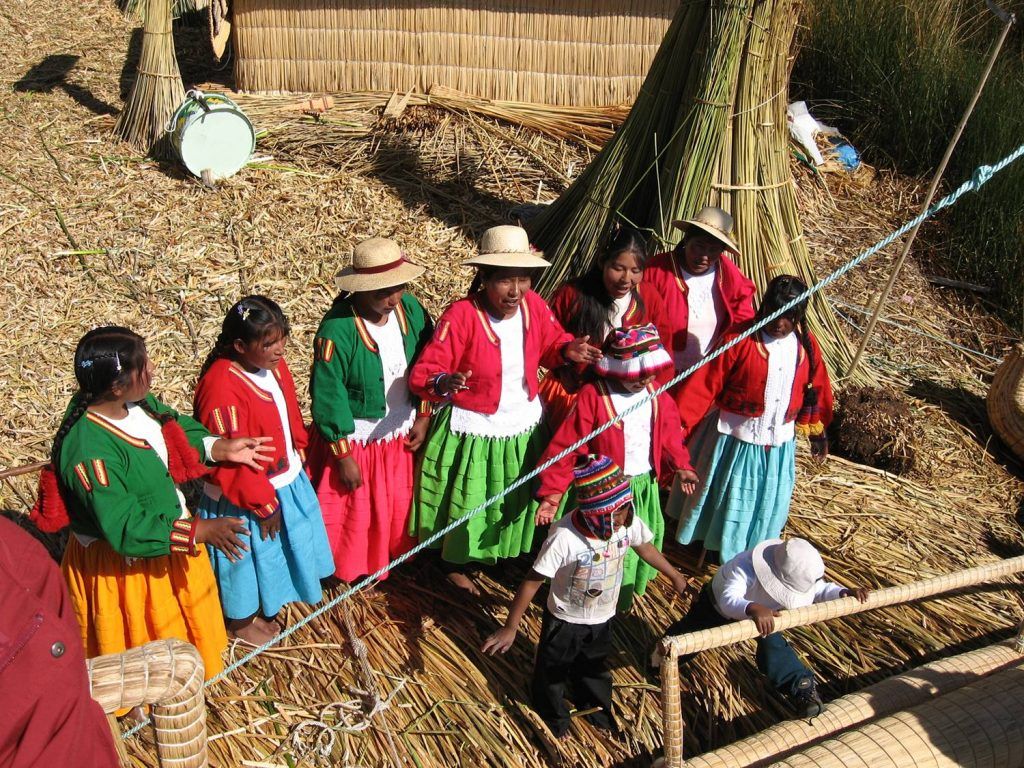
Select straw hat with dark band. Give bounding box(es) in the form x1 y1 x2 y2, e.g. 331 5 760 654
672 205 741 255
335 237 425 292
463 225 551 269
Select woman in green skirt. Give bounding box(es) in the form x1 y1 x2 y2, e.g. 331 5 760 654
408 225 601 594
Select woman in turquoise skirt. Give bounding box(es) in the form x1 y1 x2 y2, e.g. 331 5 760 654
407 225 601 594
672 275 834 564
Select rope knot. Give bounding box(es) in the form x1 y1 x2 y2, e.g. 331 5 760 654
972 165 994 188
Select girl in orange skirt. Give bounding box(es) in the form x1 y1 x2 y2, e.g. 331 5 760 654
539 226 670 430
33 326 273 679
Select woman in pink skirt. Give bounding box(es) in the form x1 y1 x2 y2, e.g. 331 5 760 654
307 237 433 582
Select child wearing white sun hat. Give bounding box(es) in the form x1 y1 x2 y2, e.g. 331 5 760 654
657 537 869 718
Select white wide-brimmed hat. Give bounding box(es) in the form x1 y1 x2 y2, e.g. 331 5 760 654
751 538 826 610
672 205 740 255
335 237 425 293
463 225 551 269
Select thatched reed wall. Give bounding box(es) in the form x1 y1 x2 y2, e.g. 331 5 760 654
232 0 678 104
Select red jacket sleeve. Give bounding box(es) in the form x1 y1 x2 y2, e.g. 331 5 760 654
727 261 757 326
535 386 599 499
408 304 463 403
638 283 675 386
548 284 578 329
674 339 736 435
194 376 279 518
796 332 834 436
657 393 693 479
532 293 574 370
276 359 309 454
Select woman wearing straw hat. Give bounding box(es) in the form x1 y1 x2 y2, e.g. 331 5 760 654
408 225 601 595
644 206 756 378
308 237 434 584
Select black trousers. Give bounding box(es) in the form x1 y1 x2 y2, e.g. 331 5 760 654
530 610 614 737
664 585 812 695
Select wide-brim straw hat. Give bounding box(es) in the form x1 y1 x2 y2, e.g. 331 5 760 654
463 225 551 269
751 537 826 610
335 237 425 292
672 205 741 255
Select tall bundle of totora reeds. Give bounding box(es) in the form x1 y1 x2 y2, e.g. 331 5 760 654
114 0 185 156
529 0 869 382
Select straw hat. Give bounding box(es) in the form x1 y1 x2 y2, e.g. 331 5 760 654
595 324 673 382
672 206 740 254
335 237 425 292
751 538 826 609
463 225 551 269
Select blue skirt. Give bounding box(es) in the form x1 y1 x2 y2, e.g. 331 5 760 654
674 414 796 563
199 472 335 619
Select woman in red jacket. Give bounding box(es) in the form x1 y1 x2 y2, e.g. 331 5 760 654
645 206 756 378
195 296 334 645
672 275 833 564
408 225 600 594
538 225 670 429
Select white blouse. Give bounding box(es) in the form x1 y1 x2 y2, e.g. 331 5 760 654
717 331 798 446
608 388 654 477
350 312 417 444
674 265 724 373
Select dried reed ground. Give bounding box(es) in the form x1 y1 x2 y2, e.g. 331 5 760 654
2 3 1024 767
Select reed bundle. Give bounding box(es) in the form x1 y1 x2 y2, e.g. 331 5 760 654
114 0 185 156
528 0 868 383
987 344 1024 463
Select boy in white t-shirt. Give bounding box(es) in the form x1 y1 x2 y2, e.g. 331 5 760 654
482 454 689 739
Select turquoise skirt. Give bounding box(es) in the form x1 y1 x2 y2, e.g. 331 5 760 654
199 472 335 619
674 414 796 563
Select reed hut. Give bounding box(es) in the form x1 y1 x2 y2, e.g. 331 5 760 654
230 0 679 105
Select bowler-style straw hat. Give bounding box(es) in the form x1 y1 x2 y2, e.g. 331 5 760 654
335 237 425 293
751 537 826 610
672 205 741 255
462 225 551 269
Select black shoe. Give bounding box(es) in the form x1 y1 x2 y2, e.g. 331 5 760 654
788 677 823 719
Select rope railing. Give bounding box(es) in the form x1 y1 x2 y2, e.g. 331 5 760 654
2 141 1021 746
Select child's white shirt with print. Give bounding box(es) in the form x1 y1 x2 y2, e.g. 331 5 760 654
532 515 653 625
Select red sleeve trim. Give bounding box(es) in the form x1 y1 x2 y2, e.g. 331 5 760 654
169 517 199 556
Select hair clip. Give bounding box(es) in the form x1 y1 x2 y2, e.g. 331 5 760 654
237 303 252 322
79 358 93 369
113 351 122 373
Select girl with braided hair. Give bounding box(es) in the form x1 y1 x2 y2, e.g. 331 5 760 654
33 326 273 679
194 297 334 646
670 275 833 564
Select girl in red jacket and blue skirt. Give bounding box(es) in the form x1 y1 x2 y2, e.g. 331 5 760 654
408 225 601 595
538 226 671 430
672 275 833 564
644 206 756 378
307 238 433 584
534 324 699 608
194 297 334 645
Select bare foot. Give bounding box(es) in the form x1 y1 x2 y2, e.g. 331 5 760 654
446 571 481 596
227 617 276 646
255 615 282 635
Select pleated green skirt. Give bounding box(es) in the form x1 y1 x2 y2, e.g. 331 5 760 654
411 405 545 565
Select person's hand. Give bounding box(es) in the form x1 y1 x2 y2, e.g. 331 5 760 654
196 517 249 562
669 571 689 596
745 602 780 636
437 370 473 395
258 509 282 541
481 625 518 655
675 468 699 494
535 495 561 526
809 434 829 462
404 416 430 452
563 336 602 365
213 436 274 470
338 455 363 490
842 587 870 603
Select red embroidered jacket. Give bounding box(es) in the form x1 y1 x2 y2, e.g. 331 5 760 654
194 358 309 518
535 380 693 499
409 291 572 413
673 321 834 438
644 251 756 365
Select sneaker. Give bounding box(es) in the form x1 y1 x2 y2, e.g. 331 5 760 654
788 677 823 719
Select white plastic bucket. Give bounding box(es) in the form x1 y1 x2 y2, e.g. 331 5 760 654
170 90 255 181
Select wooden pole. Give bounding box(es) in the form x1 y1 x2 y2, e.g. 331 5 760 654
845 6 1016 378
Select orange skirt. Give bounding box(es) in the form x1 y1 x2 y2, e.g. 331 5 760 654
538 371 578 432
62 536 227 680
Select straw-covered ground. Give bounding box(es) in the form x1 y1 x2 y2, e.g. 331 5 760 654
2 2 1024 766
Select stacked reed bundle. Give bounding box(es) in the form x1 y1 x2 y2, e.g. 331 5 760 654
529 0 867 382
114 0 185 156
88 639 207 768
987 344 1024 462
231 0 677 105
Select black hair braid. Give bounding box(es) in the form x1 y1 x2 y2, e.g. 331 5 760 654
135 395 173 426
198 329 236 380
795 319 820 406
50 392 95 466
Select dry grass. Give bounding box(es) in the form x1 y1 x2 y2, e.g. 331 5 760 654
1 3 1024 767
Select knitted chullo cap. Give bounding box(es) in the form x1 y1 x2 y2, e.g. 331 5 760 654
573 454 632 518
595 324 674 382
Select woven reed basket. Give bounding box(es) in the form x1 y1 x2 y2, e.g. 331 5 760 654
987 343 1024 462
